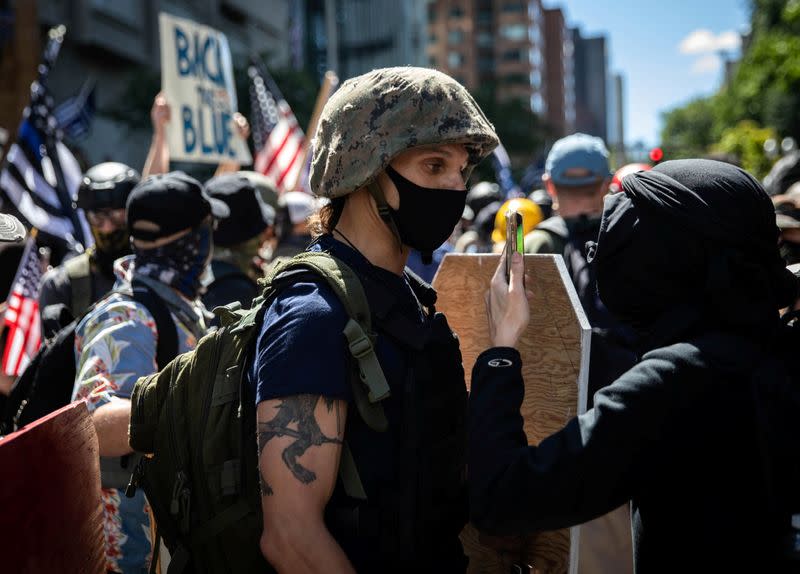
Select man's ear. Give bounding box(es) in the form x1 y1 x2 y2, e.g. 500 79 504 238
599 177 612 196
542 174 557 199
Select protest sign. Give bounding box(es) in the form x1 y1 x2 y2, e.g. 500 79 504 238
159 12 252 165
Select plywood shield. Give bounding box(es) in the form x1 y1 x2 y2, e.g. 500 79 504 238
433 253 591 574
0 401 105 574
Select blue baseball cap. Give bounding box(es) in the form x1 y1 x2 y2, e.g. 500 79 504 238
545 133 611 187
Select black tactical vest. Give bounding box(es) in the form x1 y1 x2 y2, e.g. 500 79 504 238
325 260 469 574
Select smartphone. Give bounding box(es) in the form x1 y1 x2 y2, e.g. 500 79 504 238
505 209 523 283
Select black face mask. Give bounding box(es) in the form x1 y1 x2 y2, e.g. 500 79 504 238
384 165 466 259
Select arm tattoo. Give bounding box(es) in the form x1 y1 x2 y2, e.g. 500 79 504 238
257 395 343 496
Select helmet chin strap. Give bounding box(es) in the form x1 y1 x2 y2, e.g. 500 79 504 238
367 178 403 253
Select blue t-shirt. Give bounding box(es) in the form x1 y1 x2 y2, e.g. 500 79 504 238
249 235 421 405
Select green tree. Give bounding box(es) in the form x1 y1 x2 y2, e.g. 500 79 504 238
660 0 800 173
660 97 717 158
715 0 800 140
713 120 777 178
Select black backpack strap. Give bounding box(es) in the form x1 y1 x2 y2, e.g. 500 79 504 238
130 281 179 369
265 253 391 432
64 252 93 318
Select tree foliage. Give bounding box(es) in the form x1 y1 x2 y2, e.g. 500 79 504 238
714 120 778 178
660 0 800 169
471 83 549 181
660 97 716 159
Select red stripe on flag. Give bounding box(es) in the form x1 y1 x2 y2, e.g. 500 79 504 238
262 127 293 177
275 134 304 188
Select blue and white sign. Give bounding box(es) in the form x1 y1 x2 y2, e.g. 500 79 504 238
159 12 252 165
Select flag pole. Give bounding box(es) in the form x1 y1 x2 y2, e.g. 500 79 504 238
287 71 339 193
39 26 86 249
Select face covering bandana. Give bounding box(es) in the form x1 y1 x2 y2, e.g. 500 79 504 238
214 235 265 283
384 165 466 260
133 223 213 299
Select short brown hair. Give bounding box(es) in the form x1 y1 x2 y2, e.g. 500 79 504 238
308 197 346 238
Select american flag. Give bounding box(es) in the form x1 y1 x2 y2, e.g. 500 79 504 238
54 79 96 142
249 64 307 193
0 26 90 250
2 237 43 376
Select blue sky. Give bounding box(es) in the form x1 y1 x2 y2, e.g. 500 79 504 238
550 0 751 146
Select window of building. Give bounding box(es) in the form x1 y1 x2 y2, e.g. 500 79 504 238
449 6 465 18
478 56 494 72
430 56 438 68
500 24 527 41
91 0 139 26
531 93 544 114
477 9 492 24
448 51 464 69
428 4 437 22
448 29 464 44
503 49 524 62
530 48 542 67
504 73 528 85
477 32 493 47
530 69 542 89
502 2 525 13
429 32 437 44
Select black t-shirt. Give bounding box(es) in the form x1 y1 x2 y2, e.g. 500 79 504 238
247 235 467 572
249 234 421 405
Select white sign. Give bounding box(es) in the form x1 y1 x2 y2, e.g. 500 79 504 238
159 12 252 165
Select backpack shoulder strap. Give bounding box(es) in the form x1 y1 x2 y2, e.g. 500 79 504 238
263 251 391 432
536 216 569 240
129 281 179 369
64 252 92 318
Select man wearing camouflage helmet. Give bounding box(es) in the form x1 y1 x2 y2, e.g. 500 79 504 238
250 67 531 572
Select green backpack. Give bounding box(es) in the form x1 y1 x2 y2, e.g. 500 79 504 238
128 251 391 573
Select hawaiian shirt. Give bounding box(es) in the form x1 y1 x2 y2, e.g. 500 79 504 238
72 255 210 574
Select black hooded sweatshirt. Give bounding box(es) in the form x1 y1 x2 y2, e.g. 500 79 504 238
468 160 798 573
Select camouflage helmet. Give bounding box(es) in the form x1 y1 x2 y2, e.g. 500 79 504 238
311 67 499 199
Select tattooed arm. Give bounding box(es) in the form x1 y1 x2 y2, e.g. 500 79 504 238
257 394 355 573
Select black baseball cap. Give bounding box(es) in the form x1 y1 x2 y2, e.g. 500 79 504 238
205 173 275 246
127 171 229 241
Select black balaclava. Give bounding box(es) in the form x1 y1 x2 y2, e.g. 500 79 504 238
588 159 798 349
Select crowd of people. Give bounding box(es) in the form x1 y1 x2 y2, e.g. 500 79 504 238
0 64 798 574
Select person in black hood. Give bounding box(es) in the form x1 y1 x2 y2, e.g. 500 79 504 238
470 159 799 573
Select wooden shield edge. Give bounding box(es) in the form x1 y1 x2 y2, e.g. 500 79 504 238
552 254 592 574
